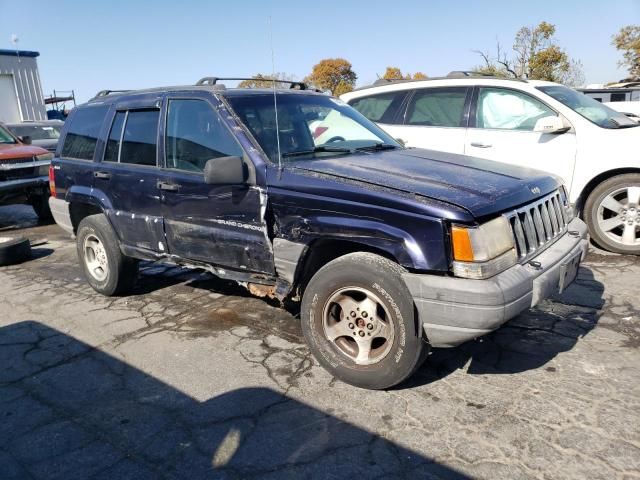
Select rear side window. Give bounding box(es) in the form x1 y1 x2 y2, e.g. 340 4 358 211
349 91 406 123
61 106 108 160
104 111 125 162
119 110 159 166
405 88 468 127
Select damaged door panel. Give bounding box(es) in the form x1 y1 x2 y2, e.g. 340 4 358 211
160 96 274 274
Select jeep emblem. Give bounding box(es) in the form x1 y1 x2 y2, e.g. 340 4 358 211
531 187 541 195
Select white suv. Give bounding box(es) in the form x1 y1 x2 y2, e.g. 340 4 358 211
342 76 640 254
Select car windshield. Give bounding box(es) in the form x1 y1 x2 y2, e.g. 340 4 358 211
9 124 62 140
0 125 17 144
538 85 638 129
225 93 400 163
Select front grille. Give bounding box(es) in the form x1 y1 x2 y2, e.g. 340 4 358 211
504 190 568 262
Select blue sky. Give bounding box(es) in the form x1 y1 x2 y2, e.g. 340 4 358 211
1 0 638 103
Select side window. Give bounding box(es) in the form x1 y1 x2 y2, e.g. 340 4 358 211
477 88 555 131
405 88 468 127
349 91 406 124
165 99 243 172
120 110 159 166
610 93 626 102
103 111 125 162
61 106 108 160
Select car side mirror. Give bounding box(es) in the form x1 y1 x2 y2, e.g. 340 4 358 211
19 135 32 145
204 156 247 185
533 115 571 134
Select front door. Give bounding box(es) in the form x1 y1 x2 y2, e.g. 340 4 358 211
160 96 274 275
93 107 166 253
465 87 577 188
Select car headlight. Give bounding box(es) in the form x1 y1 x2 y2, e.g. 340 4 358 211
36 153 53 175
450 216 517 279
559 185 574 222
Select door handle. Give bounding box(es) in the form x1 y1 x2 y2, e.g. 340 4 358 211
94 171 111 179
157 181 180 192
470 142 492 148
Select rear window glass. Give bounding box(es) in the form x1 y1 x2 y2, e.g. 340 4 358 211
406 88 468 127
349 91 406 123
120 110 159 166
61 106 108 160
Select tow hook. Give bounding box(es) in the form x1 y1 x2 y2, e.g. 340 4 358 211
528 260 543 270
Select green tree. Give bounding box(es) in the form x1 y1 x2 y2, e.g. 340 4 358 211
305 58 357 95
472 22 584 86
612 25 640 80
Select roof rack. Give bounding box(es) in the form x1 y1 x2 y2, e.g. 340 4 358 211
364 71 526 90
93 89 133 98
195 77 310 90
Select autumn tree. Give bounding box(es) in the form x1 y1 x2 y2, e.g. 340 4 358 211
305 58 357 95
238 73 295 88
472 22 584 86
381 67 428 80
613 25 640 80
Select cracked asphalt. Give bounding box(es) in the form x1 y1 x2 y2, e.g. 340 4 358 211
1 204 639 480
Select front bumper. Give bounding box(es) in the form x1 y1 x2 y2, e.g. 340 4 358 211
403 217 589 348
0 176 49 203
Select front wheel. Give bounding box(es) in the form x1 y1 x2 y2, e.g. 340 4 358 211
584 174 640 255
301 252 427 390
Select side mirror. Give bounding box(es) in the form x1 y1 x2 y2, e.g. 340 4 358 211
533 115 571 134
19 135 32 145
204 156 247 185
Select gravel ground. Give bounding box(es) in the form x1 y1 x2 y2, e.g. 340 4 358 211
1 204 639 480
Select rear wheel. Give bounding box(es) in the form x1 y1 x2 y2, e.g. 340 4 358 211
584 174 640 255
301 252 427 390
76 214 138 296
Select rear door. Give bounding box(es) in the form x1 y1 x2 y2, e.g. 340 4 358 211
393 87 471 154
465 86 577 186
93 104 167 253
159 94 274 274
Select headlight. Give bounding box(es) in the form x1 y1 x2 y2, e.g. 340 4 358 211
36 152 53 161
36 153 53 175
451 216 517 279
559 185 574 222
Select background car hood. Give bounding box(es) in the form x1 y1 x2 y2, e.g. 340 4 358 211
0 144 48 161
291 148 561 219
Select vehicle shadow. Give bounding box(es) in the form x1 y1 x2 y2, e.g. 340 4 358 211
405 265 605 388
0 321 469 479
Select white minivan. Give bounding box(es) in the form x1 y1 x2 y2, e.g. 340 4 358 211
342 76 640 254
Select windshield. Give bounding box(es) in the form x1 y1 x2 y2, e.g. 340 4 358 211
0 125 17 144
225 93 400 162
9 124 61 140
538 85 638 129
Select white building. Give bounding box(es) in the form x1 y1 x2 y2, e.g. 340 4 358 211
0 49 47 123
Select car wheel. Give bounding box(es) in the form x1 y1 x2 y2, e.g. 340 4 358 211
584 173 640 255
76 214 138 296
30 193 52 221
301 252 427 390
0 236 32 266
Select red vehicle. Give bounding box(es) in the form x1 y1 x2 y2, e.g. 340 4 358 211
0 123 53 219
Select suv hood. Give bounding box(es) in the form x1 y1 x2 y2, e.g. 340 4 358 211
291 148 561 219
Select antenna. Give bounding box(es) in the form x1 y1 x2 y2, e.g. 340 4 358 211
268 16 282 169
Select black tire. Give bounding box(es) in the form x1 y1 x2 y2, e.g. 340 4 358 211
0 236 32 266
76 214 138 296
584 173 640 255
301 252 427 390
30 193 52 221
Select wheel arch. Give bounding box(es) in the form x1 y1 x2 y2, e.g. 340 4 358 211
575 167 640 217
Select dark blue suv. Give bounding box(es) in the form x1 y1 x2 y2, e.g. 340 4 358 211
49 77 588 389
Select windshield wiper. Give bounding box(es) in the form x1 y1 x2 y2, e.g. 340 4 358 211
354 142 399 152
281 145 354 158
